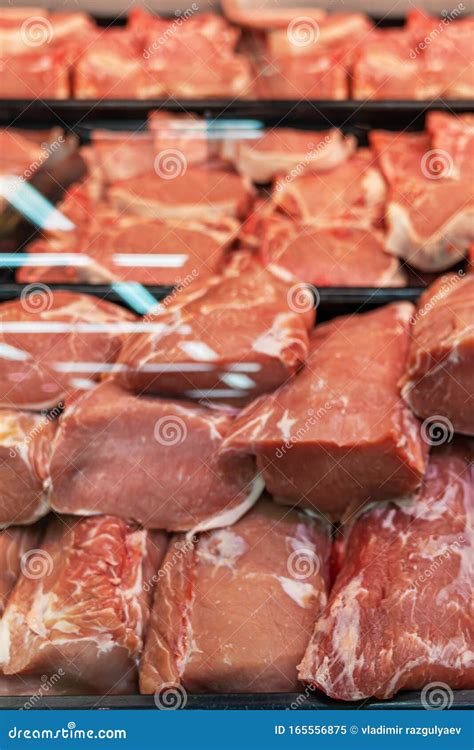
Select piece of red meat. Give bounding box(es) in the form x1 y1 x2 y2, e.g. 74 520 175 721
0 409 55 527
108 167 253 223
370 129 474 272
0 292 135 411
262 224 405 287
48 381 263 532
221 302 427 521
273 149 386 228
298 439 473 700
115 253 314 403
1 515 167 695
222 127 356 184
400 273 474 436
140 498 331 694
74 30 165 99
426 112 474 181
221 1 327 31
258 51 349 100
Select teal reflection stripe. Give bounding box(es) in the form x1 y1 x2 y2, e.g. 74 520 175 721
206 119 263 141
111 282 160 315
0 177 75 231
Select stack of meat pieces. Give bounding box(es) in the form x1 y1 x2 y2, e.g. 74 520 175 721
370 112 474 272
352 9 474 100
1 7 472 100
18 113 472 289
18 123 252 287
0 266 473 697
0 7 254 99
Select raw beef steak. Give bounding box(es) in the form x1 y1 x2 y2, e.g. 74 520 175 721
140 499 331 693
221 303 427 521
400 274 474 436
108 168 253 222
0 516 167 695
115 254 314 403
0 292 135 410
222 127 356 184
262 224 405 287
370 127 474 271
273 150 386 228
0 409 54 527
49 381 263 532
298 440 474 699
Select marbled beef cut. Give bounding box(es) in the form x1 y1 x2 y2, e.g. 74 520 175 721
0 292 135 411
298 440 474 700
400 274 474 436
0 516 166 695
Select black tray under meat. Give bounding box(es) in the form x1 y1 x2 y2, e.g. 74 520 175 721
0 283 422 318
0 691 473 711
0 690 472 711
1 99 473 130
